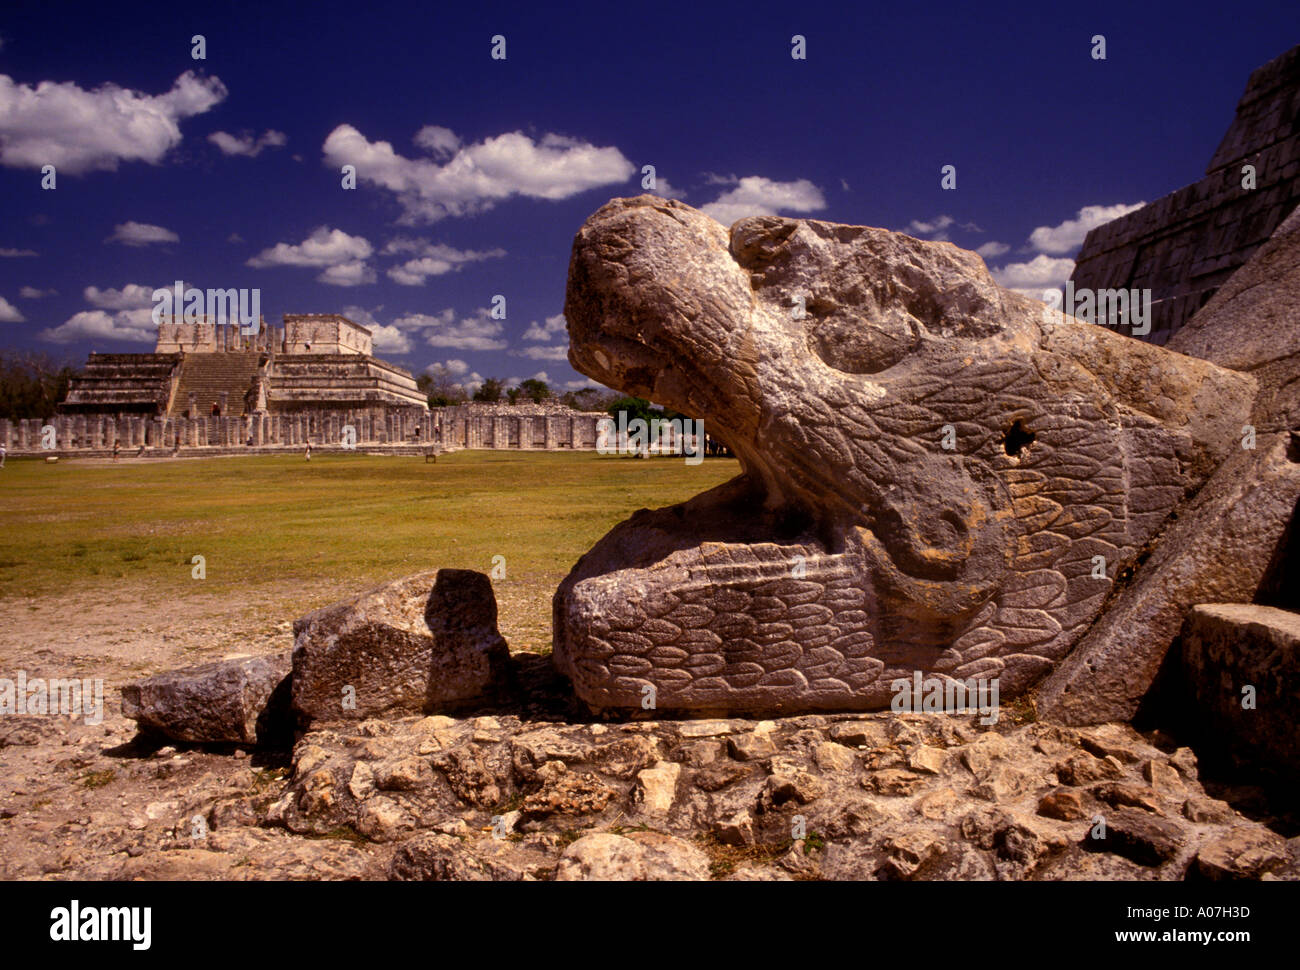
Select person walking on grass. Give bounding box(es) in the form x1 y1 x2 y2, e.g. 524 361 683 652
0 442 6 469
305 441 312 462
112 440 120 462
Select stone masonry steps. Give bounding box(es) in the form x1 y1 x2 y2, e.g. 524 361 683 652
1178 603 1300 781
168 353 261 418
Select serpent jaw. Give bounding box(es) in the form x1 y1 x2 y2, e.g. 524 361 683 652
555 195 1254 714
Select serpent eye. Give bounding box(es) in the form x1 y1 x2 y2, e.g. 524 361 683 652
806 302 920 375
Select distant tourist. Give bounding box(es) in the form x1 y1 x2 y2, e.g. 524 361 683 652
112 441 120 462
305 442 312 462
0 442 6 468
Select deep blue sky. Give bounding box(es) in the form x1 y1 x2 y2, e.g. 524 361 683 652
0 0 1295 392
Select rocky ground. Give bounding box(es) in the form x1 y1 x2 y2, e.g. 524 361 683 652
1 639 1296 881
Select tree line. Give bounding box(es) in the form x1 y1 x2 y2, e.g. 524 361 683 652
0 352 80 420
417 370 625 412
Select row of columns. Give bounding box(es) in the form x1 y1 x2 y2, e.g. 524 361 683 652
438 411 603 450
0 409 608 453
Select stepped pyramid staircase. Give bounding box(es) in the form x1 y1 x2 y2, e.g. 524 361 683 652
167 352 262 418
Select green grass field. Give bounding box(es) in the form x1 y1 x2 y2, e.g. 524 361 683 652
0 451 740 651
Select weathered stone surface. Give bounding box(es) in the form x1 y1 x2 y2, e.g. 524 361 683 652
121 652 291 745
1093 783 1163 815
1037 437 1300 724
554 831 709 881
292 569 510 724
1038 788 1087 821
1184 796 1235 824
1179 604 1300 778
1168 204 1300 374
1040 206 1300 724
1085 808 1184 867
257 707 1291 881
632 761 681 816
1195 827 1289 880
714 809 755 846
555 195 1253 715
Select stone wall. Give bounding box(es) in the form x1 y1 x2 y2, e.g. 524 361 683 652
265 354 427 411
58 353 182 414
156 320 274 353
1069 44 1300 345
282 314 372 356
437 405 606 450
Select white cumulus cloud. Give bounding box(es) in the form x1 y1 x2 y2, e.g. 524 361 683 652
0 295 24 322
0 71 226 174
105 221 179 247
84 283 159 309
384 241 506 285
322 124 636 223
208 129 287 157
394 307 507 351
317 261 375 286
248 226 374 286
699 175 826 226
522 313 566 342
511 344 569 361
436 358 470 377
39 308 156 344
646 176 685 200
40 280 199 342
426 358 480 394
904 215 983 242
989 254 1077 295
369 324 410 354
1027 203 1144 255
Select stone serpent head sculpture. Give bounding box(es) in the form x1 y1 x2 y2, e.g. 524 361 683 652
554 195 1254 715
